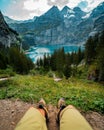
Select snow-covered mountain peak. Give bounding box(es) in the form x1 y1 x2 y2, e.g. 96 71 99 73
61 6 75 18
4 2 104 46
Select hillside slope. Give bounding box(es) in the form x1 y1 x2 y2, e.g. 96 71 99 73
0 11 20 47
0 99 104 130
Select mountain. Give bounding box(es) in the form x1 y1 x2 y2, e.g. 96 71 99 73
73 7 86 18
4 16 37 24
4 2 104 48
90 2 104 18
94 14 104 32
61 6 74 18
83 2 104 36
0 11 20 47
33 6 62 31
4 16 18 24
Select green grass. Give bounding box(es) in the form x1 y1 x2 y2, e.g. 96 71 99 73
0 68 15 78
0 75 104 113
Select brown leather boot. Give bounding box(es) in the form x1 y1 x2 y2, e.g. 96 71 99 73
37 98 49 122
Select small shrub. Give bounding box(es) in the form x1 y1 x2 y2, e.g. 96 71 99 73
29 69 37 75
47 71 54 78
56 71 64 78
0 67 15 78
5 67 16 76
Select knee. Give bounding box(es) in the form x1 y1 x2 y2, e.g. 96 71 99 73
67 105 75 109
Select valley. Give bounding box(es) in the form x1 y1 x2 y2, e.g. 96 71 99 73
0 1 104 130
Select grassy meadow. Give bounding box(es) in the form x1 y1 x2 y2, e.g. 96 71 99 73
0 74 104 113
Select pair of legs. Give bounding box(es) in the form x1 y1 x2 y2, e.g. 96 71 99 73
15 98 92 130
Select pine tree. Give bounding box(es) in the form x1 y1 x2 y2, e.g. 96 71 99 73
70 52 74 64
97 31 104 81
56 48 65 73
9 47 34 74
43 54 50 71
0 52 7 69
77 47 82 64
65 53 71 66
85 37 96 64
63 65 71 79
50 50 57 71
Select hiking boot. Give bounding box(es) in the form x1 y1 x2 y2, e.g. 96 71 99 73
57 98 66 124
37 98 49 122
38 98 46 108
57 98 66 110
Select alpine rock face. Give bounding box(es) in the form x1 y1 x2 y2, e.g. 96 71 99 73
81 2 104 37
4 2 104 47
0 11 20 47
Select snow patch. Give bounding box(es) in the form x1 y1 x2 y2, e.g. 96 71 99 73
68 9 75 14
63 9 75 18
64 14 75 18
89 31 98 37
82 12 92 19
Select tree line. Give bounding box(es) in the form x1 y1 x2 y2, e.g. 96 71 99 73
0 45 34 74
0 31 104 81
85 31 104 81
36 47 84 79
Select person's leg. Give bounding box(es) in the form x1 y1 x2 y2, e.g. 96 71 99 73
15 99 48 130
58 98 92 130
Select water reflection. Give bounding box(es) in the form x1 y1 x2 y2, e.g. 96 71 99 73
26 44 84 63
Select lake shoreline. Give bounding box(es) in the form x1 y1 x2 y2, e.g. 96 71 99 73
25 44 84 63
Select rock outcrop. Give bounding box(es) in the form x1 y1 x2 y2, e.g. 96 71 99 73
0 11 20 47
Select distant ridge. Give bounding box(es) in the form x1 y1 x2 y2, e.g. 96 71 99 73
4 2 104 47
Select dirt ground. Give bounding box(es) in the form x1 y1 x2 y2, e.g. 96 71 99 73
0 99 104 130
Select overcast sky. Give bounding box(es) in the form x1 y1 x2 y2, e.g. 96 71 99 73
0 0 103 20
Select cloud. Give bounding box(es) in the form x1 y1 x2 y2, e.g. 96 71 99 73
6 0 34 20
5 0 50 20
77 1 88 10
81 0 104 12
67 0 104 11
24 0 50 13
47 0 69 7
67 0 81 8
2 0 104 20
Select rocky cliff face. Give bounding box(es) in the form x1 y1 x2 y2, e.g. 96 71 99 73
0 11 19 47
5 2 104 46
82 2 104 37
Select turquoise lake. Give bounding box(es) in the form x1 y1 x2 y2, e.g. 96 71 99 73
26 44 84 63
